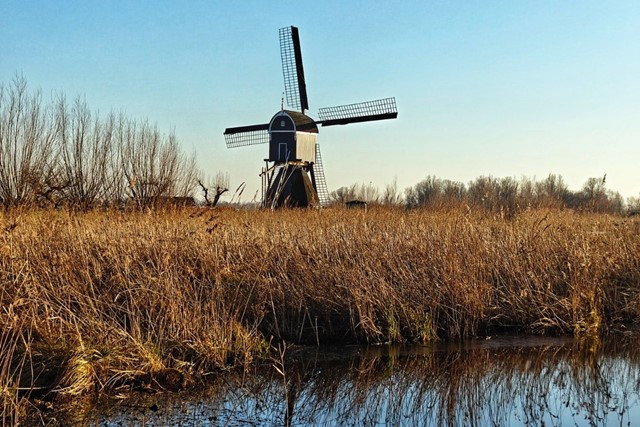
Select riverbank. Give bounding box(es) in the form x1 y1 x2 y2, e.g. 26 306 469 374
2 206 640 422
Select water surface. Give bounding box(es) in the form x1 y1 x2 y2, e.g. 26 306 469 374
88 335 639 426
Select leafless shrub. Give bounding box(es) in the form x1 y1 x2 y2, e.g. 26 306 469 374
330 182 380 204
534 174 570 208
0 78 199 210
119 121 197 208
405 176 468 210
0 76 57 208
405 173 630 215
381 177 402 205
330 185 356 204
405 175 442 208
626 195 640 216
53 95 115 209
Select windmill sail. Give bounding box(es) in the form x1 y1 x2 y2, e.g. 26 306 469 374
223 123 270 148
280 26 309 113
312 143 330 205
317 97 398 127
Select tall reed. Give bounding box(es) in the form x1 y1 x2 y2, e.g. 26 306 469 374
1 206 639 417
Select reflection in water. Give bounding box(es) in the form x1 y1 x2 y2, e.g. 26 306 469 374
92 336 640 426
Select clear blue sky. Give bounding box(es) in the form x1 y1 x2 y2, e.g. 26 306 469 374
3 1 639 199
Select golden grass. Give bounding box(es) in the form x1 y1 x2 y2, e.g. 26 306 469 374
1 206 640 415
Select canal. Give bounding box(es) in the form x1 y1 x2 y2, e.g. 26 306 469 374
85 335 639 426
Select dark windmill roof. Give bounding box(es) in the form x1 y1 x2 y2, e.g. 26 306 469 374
284 110 318 133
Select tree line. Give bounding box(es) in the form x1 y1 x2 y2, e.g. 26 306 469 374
5 77 636 214
331 174 639 216
0 77 201 209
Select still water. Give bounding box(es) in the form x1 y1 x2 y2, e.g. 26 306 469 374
90 336 639 426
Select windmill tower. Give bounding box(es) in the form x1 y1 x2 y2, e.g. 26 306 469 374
224 26 398 208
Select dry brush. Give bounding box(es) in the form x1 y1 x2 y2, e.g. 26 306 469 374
1 206 640 418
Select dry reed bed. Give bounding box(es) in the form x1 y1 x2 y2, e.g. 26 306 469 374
1 207 640 414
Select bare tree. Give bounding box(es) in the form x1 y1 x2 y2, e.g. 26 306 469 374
627 195 640 215
381 178 402 205
330 185 357 204
535 174 570 208
0 77 202 210
0 76 57 208
330 182 379 204
118 120 198 208
198 172 229 206
442 179 466 202
358 182 380 203
405 175 444 208
54 95 114 209
578 176 608 212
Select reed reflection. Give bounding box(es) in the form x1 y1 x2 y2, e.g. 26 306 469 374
97 336 640 426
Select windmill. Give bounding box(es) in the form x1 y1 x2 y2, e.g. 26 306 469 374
224 26 398 208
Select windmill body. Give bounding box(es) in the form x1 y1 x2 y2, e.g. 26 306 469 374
267 110 317 164
265 110 319 207
224 26 398 208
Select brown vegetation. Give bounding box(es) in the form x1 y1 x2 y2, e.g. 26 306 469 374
0 76 198 210
335 174 631 216
1 206 640 420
